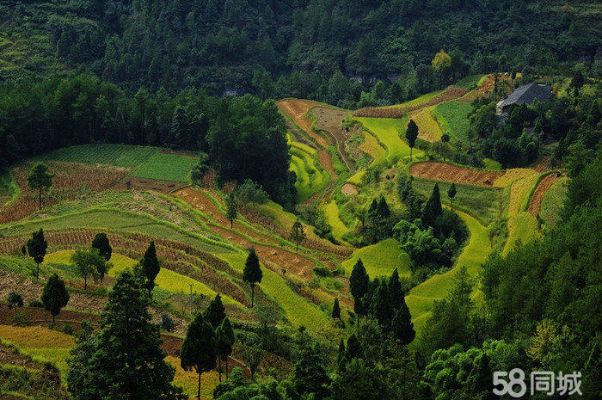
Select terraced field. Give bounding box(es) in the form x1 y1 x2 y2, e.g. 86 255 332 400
342 239 411 278
354 117 420 165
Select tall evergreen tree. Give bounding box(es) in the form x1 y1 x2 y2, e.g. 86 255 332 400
332 297 341 320
293 341 331 399
346 334 363 360
27 163 53 209
225 192 237 228
369 280 393 329
422 183 442 228
243 248 262 307
349 259 369 316
67 270 181 400
388 269 403 311
181 313 217 400
405 120 419 161
216 317 235 380
391 298 415 345
26 229 47 278
204 294 226 328
41 274 70 324
169 106 189 149
91 233 112 261
141 241 160 296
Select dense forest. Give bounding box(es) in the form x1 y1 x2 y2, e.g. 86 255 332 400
1 0 601 105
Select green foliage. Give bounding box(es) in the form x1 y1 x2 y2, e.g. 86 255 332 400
290 219 306 249
421 183 442 228
26 228 47 277
332 298 341 320
234 179 269 205
27 162 53 208
140 241 160 295
243 248 262 307
349 259 369 315
6 291 23 308
204 295 226 329
181 313 217 398
405 119 419 160
433 101 473 143
41 274 69 323
71 248 105 290
91 233 112 261
67 271 181 399
225 192 237 228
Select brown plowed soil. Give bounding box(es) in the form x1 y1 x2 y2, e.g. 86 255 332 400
528 173 560 216
354 86 469 118
310 107 355 172
410 161 505 187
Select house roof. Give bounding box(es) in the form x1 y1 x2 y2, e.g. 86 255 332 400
500 82 553 108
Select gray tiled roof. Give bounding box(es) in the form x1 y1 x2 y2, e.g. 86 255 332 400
500 82 553 108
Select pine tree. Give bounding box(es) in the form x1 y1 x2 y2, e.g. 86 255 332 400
169 106 189 149
405 120 419 161
27 229 47 278
392 298 415 345
369 280 393 329
181 313 216 400
225 192 237 228
332 297 341 320
422 183 442 228
293 341 331 399
388 269 403 311
67 270 181 400
41 274 69 324
337 339 346 368
216 318 235 379
27 163 53 209
141 241 160 296
290 219 306 249
91 233 112 261
204 294 226 328
346 334 362 360
243 248 262 307
447 183 457 211
349 259 369 316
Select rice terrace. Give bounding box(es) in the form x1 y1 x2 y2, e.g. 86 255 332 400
0 1 601 399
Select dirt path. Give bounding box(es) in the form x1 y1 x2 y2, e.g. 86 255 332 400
410 161 504 187
528 173 560 216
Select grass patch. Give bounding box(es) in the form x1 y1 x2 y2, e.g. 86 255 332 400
539 177 568 229
323 200 349 243
412 178 502 226
412 106 442 142
503 211 541 255
132 152 197 183
341 239 411 278
167 355 219 399
289 139 329 202
482 158 502 170
355 116 423 165
433 101 473 143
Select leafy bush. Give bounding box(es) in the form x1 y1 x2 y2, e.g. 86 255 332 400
7 292 23 308
29 300 44 308
160 313 175 332
235 179 269 205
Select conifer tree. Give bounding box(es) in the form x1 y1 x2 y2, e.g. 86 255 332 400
204 294 226 328
388 269 403 311
405 120 419 161
332 297 341 320
290 219 306 249
369 280 393 329
41 274 69 324
243 248 262 307
447 183 457 211
225 192 237 228
27 228 47 278
349 259 369 316
181 313 216 400
346 334 362 360
141 241 160 296
422 183 442 228
216 318 235 379
392 298 415 345
67 270 181 400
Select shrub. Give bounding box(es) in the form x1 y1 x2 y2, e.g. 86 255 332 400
7 292 23 308
313 266 333 278
29 300 44 308
160 313 175 332
235 179 269 204
11 311 27 326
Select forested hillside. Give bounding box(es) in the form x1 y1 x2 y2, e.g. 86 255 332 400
1 0 601 104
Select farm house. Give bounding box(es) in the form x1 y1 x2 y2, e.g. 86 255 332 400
496 82 554 116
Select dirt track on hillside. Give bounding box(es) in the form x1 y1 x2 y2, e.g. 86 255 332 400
410 161 505 187
528 173 560 216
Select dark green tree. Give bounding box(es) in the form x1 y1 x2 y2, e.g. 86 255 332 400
67 270 181 400
346 334 363 360
405 120 419 161
290 219 306 249
204 294 226 329
349 259 369 316
27 163 53 209
422 183 442 228
41 273 70 324
27 229 47 278
225 192 237 228
332 297 341 320
447 183 457 211
181 313 216 400
292 340 330 399
216 317 235 380
141 241 160 296
369 280 393 329
391 298 415 345
243 248 262 307
91 233 112 261
169 106 189 149
388 269 403 311
570 70 585 96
